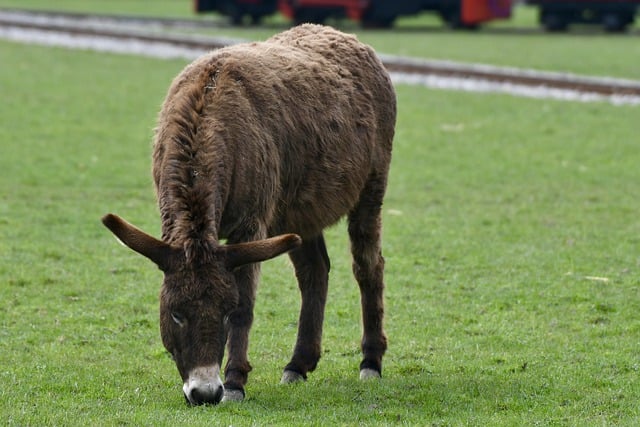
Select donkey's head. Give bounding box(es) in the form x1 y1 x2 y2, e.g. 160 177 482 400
101 214 301 405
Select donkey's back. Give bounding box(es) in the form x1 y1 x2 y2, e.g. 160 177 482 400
153 23 396 241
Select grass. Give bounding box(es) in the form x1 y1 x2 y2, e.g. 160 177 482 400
0 0 194 18
1 1 640 80
1 19 640 427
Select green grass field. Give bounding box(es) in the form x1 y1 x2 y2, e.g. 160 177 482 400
1 6 640 426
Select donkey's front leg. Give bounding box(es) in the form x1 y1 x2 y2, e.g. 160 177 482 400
281 234 330 383
223 262 259 402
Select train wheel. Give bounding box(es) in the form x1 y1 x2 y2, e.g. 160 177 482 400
362 8 396 28
220 0 244 25
438 7 477 30
541 11 568 31
293 8 329 25
250 14 263 25
602 12 628 32
362 16 396 28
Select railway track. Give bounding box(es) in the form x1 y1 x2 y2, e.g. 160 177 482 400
2 9 640 104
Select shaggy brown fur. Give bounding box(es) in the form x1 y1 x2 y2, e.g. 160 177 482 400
103 23 395 405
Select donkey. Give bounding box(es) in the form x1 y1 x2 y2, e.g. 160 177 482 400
102 23 396 405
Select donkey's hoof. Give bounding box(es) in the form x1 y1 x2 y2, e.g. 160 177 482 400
280 370 305 384
359 368 381 380
221 388 245 403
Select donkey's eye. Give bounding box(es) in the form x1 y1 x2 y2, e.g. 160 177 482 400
171 312 185 327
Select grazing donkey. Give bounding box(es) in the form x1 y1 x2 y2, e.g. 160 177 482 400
102 23 396 405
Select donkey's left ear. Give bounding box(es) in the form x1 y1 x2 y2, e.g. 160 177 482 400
223 234 302 270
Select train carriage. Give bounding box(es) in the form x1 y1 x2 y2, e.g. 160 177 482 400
194 0 513 28
194 0 638 30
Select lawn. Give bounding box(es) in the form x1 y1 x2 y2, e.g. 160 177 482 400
1 22 639 427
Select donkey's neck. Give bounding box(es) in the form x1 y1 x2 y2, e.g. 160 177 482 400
152 76 232 248
157 145 231 248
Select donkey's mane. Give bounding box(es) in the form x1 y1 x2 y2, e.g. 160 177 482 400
154 69 224 255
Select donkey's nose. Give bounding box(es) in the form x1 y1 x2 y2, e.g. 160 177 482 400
184 384 224 406
183 365 224 405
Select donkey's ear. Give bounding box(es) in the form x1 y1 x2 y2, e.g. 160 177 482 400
224 234 302 270
101 213 175 270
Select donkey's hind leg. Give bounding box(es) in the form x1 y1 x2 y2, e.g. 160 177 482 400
281 234 330 383
348 176 388 379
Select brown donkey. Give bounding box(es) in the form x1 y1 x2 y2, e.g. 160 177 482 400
102 23 396 405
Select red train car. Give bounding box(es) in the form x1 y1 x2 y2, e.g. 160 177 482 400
193 0 513 28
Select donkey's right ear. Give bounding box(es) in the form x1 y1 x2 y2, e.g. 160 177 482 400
223 234 302 270
101 213 175 271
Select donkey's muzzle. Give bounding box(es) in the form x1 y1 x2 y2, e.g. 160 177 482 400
184 385 224 406
183 365 224 405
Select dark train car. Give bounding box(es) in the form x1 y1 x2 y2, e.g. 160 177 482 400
193 0 512 28
194 0 278 24
525 0 639 31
